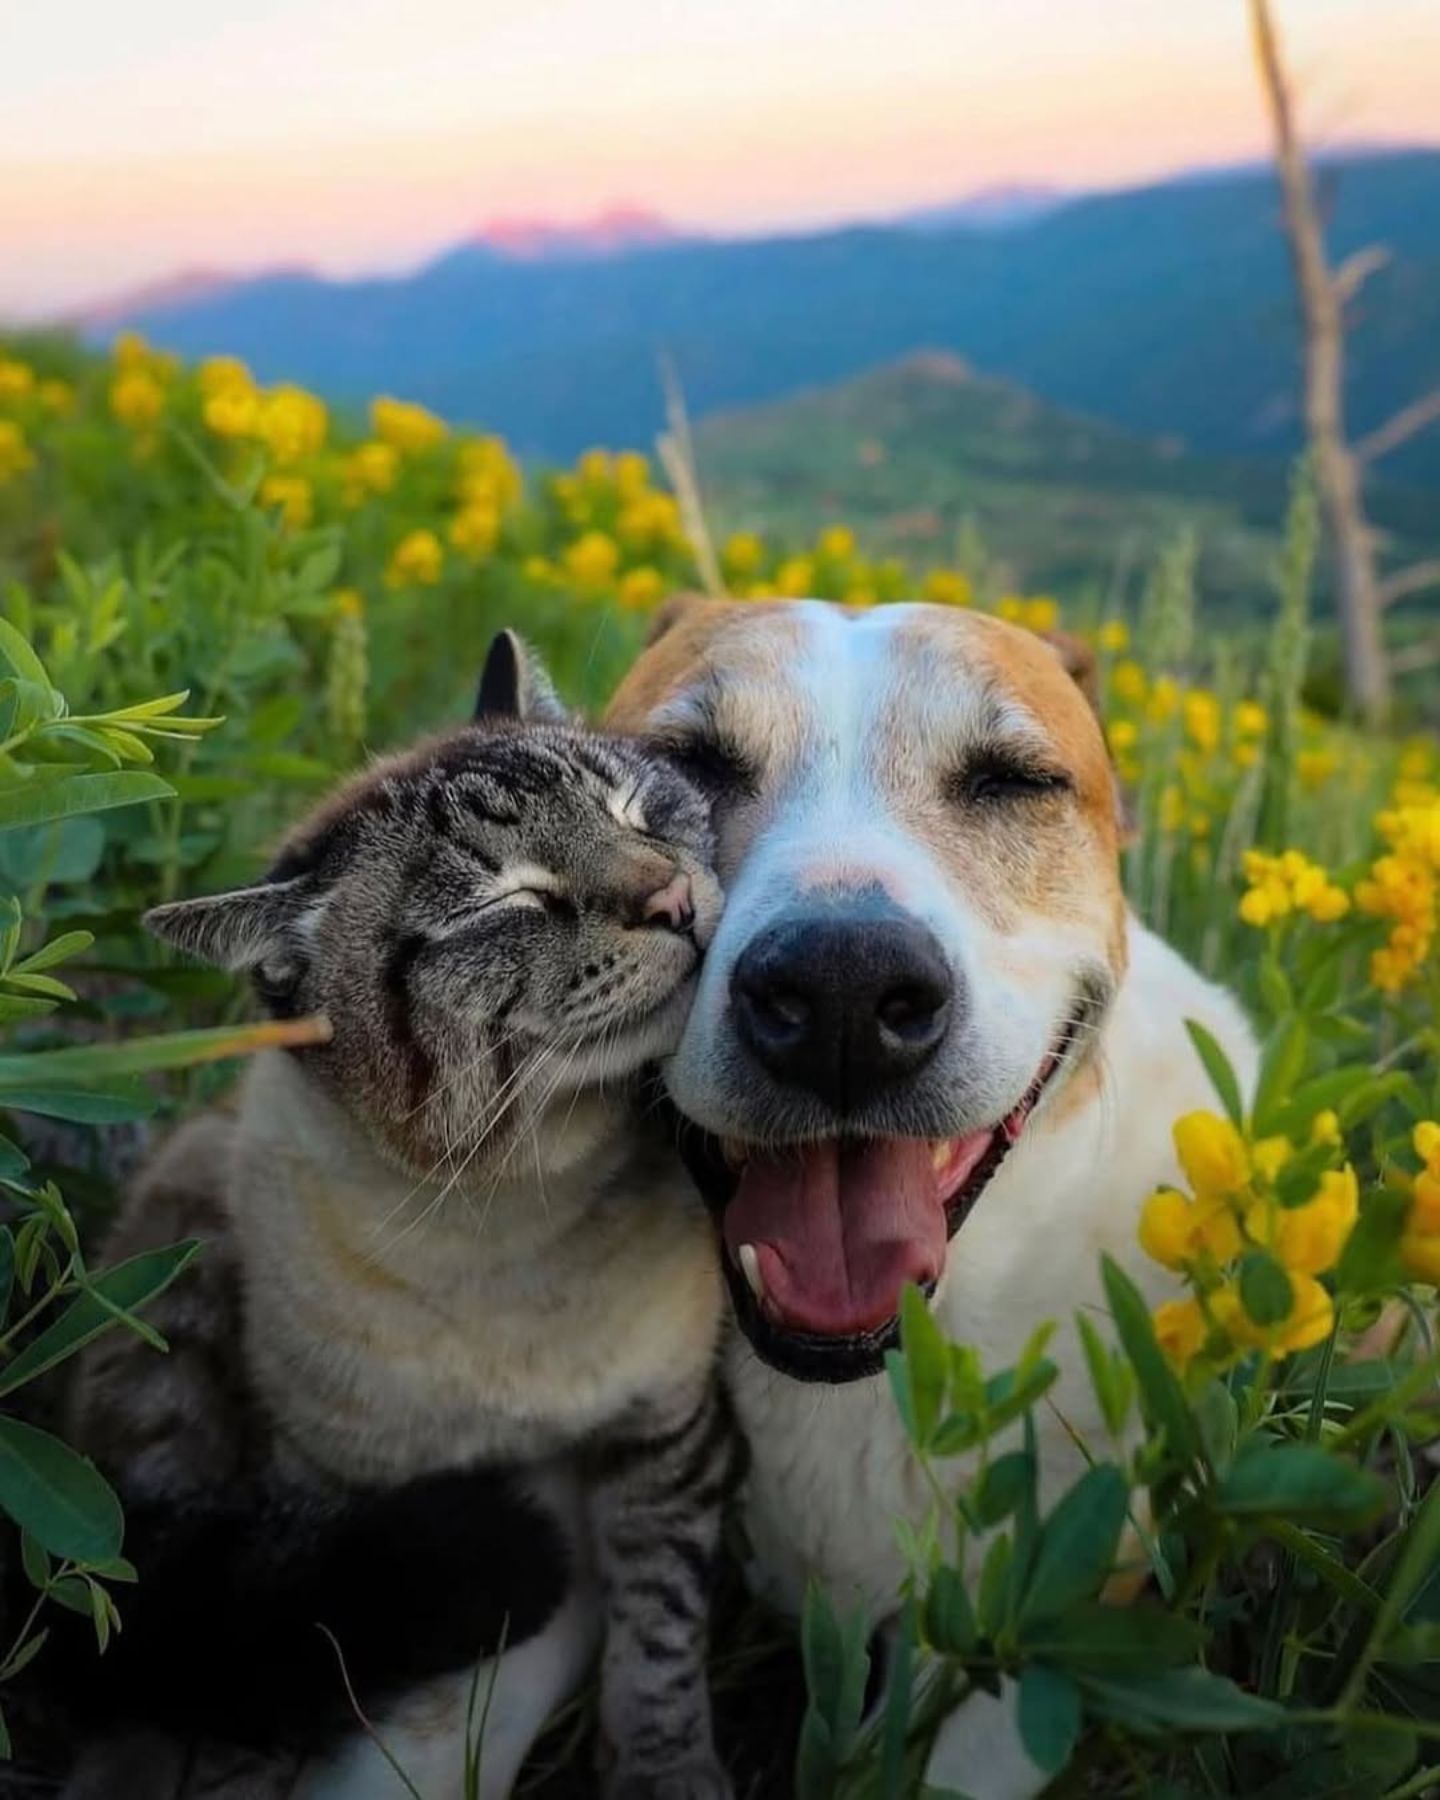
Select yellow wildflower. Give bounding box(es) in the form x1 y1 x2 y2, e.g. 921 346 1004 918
775 556 815 598
1173 1111 1249 1202
1153 1297 1207 1369
1245 1172 1357 1276
109 370 165 429
1251 1137 1292 1183
1234 700 1268 740
1139 1188 1241 1270
38 379 74 414
1097 619 1129 653
1147 677 1180 724
0 358 35 401
449 502 499 557
1183 691 1221 756
563 530 620 589
370 396 446 455
254 385 327 466
1417 1121 1440 1172
816 524 855 562
923 569 972 607
1108 720 1139 757
343 441 400 503
1213 1271 1334 1353
204 386 259 440
385 529 444 588
723 532 766 580
1111 660 1148 704
619 566 666 611
613 450 651 498
259 474 313 531
112 331 154 371
844 586 877 608
0 420 34 484
1297 748 1340 792
1310 1110 1342 1148
197 356 255 400
577 447 612 487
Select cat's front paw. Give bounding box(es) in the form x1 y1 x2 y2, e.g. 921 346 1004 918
603 1756 734 1800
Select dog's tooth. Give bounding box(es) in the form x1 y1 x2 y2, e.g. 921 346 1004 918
737 1242 765 1302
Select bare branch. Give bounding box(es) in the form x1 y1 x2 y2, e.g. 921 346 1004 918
1355 390 1440 466
1332 244 1391 305
655 351 726 599
1377 559 1440 609
1391 640 1440 677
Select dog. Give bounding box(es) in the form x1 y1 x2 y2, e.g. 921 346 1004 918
606 596 1258 1797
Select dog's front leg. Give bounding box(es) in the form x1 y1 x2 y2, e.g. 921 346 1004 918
586 1381 736 1799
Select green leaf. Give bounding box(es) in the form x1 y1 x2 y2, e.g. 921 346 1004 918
1238 1250 1294 1327
0 1079 156 1124
1077 1312 1133 1439
0 1241 201 1398
18 1529 50 1590
1185 1019 1245 1130
0 1227 13 1320
974 1452 1034 1528
976 1532 1013 1637
924 1565 977 1656
0 618 52 690
897 1284 949 1448
879 1599 918 1800
1213 1442 1387 1529
0 770 174 832
1253 1016 1309 1137
1080 1666 1284 1734
1017 1465 1129 1625
1020 1602 1201 1671
1192 1380 1238 1476
0 1018 323 1086
799 1583 870 1762
1101 1256 1200 1468
9 931 94 977
1335 1188 1408 1295
0 1416 123 1562
1258 955 1292 1019
1017 1665 1081 1776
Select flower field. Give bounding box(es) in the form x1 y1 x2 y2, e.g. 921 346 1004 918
2 329 1440 1794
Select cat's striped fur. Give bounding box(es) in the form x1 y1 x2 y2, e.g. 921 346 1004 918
59 636 736 1799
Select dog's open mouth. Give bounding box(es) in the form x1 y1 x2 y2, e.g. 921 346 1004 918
682 1023 1081 1384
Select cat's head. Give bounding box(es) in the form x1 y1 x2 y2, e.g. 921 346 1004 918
146 633 722 1176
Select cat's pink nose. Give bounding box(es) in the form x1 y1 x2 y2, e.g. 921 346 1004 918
642 871 696 932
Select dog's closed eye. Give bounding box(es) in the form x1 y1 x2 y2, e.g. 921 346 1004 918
655 733 758 799
948 752 1073 807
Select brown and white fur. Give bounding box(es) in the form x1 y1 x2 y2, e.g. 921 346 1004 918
63 638 735 1800
604 597 1258 1799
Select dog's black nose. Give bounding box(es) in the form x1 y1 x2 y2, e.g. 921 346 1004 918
731 910 953 1110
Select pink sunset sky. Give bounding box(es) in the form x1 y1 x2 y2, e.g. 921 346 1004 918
4 0 1438 320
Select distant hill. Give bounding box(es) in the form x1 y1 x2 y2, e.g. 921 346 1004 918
97 150 1440 484
694 353 1440 613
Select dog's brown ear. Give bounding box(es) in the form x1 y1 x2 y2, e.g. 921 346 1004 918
1041 629 1100 712
643 591 708 647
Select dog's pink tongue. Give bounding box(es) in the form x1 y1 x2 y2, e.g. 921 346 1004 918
723 1140 949 1337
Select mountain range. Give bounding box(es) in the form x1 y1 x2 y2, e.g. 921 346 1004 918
695 352 1438 613
86 149 1440 485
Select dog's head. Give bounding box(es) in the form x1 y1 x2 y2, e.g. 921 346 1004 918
608 596 1126 1382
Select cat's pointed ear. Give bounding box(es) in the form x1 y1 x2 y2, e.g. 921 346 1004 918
145 877 312 971
474 630 568 724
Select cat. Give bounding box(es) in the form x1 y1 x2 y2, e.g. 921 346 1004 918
57 632 735 1800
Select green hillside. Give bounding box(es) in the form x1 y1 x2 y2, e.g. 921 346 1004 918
695 353 1440 616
